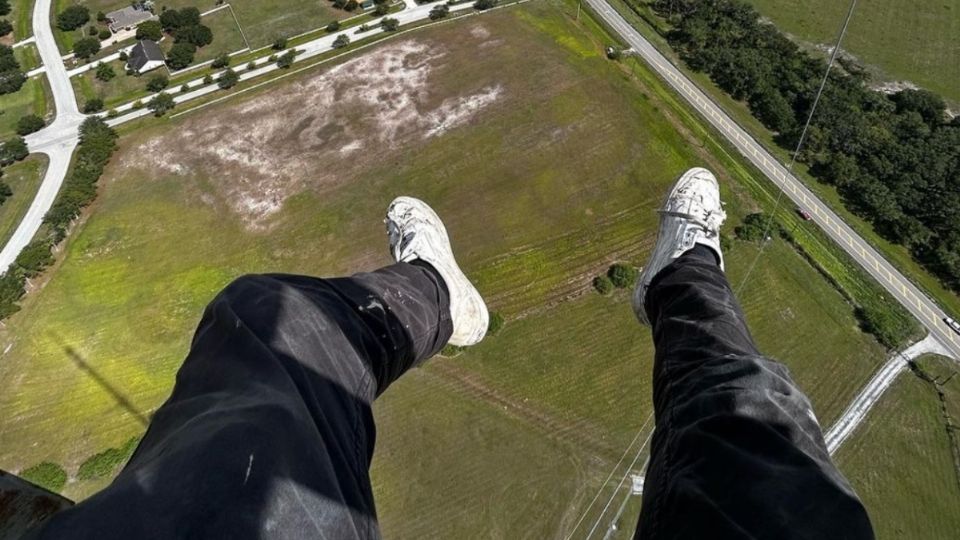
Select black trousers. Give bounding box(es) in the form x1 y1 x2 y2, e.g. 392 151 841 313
31 251 873 539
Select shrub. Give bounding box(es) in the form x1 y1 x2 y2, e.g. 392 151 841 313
735 213 783 243
474 0 497 10
0 180 11 204
73 37 101 60
429 4 449 19
380 17 399 31
16 114 45 136
82 97 103 113
211 52 230 68
77 437 140 480
180 83 190 93
272 36 288 50
246 60 256 70
332 34 350 49
326 21 341 32
98 29 111 40
166 42 196 70
147 92 175 116
593 275 613 295
203 74 214 85
608 263 638 289
56 5 90 31
487 311 505 335
96 10 106 22
87 24 98 36
0 18 12 37
0 136 28 164
106 108 118 118
217 67 238 89
145 73 168 92
19 462 67 492
118 50 128 61
855 304 913 349
135 19 163 41
276 49 296 69
131 99 143 109
14 240 53 277
95 62 115 81
374 3 390 16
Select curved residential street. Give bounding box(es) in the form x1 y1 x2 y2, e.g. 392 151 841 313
585 0 960 361
0 0 84 273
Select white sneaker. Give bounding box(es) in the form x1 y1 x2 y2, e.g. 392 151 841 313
632 168 726 326
385 196 489 347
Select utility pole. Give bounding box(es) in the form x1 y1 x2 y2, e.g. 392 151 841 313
576 0 581 21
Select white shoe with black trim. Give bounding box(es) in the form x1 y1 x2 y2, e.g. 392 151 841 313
386 196 489 347
632 167 726 326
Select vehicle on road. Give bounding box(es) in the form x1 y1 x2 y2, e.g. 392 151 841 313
943 317 960 335
796 208 812 221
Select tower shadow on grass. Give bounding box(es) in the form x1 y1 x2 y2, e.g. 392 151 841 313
62 344 149 428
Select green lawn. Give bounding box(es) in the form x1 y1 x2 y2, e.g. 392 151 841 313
0 154 47 248
54 0 349 54
7 0 34 41
13 42 40 71
0 76 51 139
163 6 248 66
836 355 960 539
71 58 147 109
747 0 960 104
0 0 892 535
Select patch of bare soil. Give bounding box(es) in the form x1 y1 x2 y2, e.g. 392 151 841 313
123 29 505 231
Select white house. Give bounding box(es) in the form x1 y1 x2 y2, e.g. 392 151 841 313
127 40 166 73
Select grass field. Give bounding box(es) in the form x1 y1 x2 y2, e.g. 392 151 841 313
54 0 347 54
0 76 51 139
1 0 892 535
13 42 40 71
6 0 34 41
0 154 47 248
836 355 960 539
747 0 960 104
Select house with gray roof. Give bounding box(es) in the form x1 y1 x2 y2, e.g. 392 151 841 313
126 40 166 73
106 4 156 33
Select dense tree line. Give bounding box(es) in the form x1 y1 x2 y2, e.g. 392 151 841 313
0 43 25 94
654 0 960 292
0 119 118 319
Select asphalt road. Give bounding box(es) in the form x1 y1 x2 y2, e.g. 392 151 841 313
585 0 960 360
0 0 84 274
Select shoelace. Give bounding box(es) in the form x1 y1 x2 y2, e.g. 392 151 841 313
659 190 726 232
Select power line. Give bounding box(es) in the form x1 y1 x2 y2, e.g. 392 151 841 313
564 412 653 540
735 0 859 296
583 428 655 540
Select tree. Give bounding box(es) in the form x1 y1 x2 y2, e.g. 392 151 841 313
98 28 111 40
276 49 296 69
96 10 106 22
82 98 104 113
56 5 90 31
607 264 638 288
159 7 200 30
428 4 449 19
592 275 613 295
0 0 9 16
14 240 53 277
203 74 214 85
0 180 11 205
374 3 390 16
180 83 189 93
146 73 169 92
136 20 163 41
217 67 238 89
166 42 196 70
332 34 350 49
73 37 101 60
272 36 288 50
474 0 497 10
0 45 24 94
891 89 946 127
147 92 175 116
87 24 98 36
16 114 44 136
326 21 341 32
735 213 781 242
380 17 399 31
211 52 230 68
95 62 115 81
0 136 28 165
175 24 213 48
0 18 12 37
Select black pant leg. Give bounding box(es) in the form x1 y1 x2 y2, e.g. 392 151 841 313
30 262 451 540
634 246 873 539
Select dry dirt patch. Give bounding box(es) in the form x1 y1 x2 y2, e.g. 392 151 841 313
124 28 505 231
